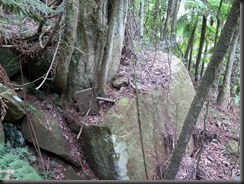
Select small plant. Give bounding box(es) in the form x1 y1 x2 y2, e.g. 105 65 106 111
0 143 43 180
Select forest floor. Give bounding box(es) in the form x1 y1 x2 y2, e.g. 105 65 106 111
177 86 241 181
22 51 240 181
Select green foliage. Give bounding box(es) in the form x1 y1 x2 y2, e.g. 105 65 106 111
0 0 58 22
0 143 42 180
184 0 208 14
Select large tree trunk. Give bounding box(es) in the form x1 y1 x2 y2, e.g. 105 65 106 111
209 0 224 96
170 0 181 41
230 49 240 97
214 0 223 47
97 0 129 96
217 28 239 108
163 0 174 41
54 0 128 100
163 0 240 180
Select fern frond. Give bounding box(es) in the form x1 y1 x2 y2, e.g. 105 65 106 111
22 172 43 180
8 160 27 169
0 143 43 180
1 153 18 166
15 165 43 180
0 144 6 158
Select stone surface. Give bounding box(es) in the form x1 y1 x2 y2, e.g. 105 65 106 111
74 88 99 116
79 56 195 180
227 140 239 154
21 108 80 167
63 166 82 180
112 77 128 89
0 83 26 122
79 125 117 180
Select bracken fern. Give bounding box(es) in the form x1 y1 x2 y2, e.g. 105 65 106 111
0 143 43 180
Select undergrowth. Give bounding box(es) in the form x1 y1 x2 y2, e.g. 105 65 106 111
0 143 43 180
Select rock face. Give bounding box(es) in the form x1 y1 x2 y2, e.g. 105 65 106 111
79 125 117 180
79 54 195 180
0 83 25 122
21 108 80 167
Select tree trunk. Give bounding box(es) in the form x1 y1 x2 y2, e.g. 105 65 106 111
97 0 129 96
153 0 160 46
170 0 181 41
209 0 224 96
54 0 128 100
163 0 240 180
53 0 79 95
139 0 144 40
188 40 194 72
230 48 240 97
217 28 239 108
200 43 208 78
163 0 174 41
195 15 207 82
184 19 198 65
214 0 223 47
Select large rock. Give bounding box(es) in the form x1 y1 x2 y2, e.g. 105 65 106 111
21 108 80 167
0 83 25 122
79 54 195 180
79 126 117 180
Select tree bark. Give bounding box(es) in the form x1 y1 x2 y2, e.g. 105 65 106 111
210 0 224 96
163 0 174 41
53 0 79 95
195 15 207 82
97 0 128 96
230 48 240 97
163 0 240 180
200 43 208 78
170 0 181 41
184 19 198 67
217 28 239 107
54 0 128 100
139 0 144 40
214 0 223 47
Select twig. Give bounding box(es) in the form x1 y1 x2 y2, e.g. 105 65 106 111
76 108 90 140
96 96 115 103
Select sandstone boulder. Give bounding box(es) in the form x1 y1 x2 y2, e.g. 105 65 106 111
79 54 195 180
0 83 25 122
